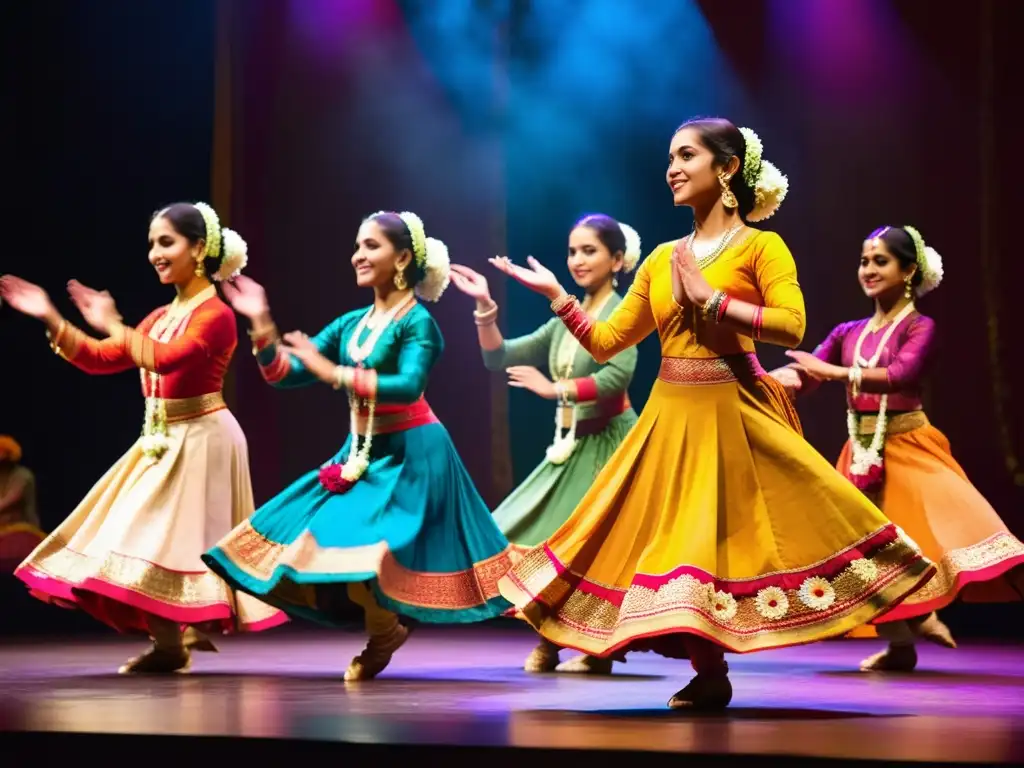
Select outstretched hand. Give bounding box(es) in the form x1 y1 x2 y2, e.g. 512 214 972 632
0 275 57 323
507 365 557 399
67 279 122 334
488 256 564 301
449 264 493 304
280 330 317 357
784 350 844 382
222 275 270 320
278 330 337 385
768 366 803 391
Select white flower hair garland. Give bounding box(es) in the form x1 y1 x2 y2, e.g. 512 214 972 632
192 202 248 282
737 127 789 223
618 221 643 273
903 225 943 297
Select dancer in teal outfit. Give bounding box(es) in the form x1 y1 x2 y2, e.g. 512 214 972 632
203 211 514 681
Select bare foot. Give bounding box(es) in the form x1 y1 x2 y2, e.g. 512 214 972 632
344 623 409 681
555 654 613 675
523 641 560 673
118 644 191 675
667 674 733 710
860 643 917 672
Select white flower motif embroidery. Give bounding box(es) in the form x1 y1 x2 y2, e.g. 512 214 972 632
846 558 879 583
754 586 789 620
709 589 738 622
798 576 836 610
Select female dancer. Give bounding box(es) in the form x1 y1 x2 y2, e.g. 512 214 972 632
489 117 935 710
450 213 641 675
0 202 284 673
202 211 515 681
779 225 1024 672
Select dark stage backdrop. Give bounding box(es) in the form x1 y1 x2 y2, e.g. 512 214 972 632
2 0 1021 637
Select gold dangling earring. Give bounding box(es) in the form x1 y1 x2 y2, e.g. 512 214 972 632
394 267 407 290
718 172 738 209
193 246 207 278
904 275 913 299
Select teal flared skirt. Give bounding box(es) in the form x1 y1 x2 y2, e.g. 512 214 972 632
202 422 514 625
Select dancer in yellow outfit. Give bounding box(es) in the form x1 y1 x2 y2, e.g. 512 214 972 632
490 116 935 711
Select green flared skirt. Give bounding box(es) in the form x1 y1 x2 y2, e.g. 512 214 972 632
494 410 638 550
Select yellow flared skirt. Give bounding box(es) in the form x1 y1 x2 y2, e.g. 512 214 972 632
498 356 935 658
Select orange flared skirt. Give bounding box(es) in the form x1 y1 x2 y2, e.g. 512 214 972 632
838 412 1024 624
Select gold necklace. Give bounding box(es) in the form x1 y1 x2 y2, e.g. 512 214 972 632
687 223 743 269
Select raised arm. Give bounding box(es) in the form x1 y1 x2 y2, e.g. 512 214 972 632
551 259 657 364
252 317 343 389
481 318 557 371
47 318 138 375
771 322 849 397
785 316 935 394
487 255 657 365
104 301 237 375
346 313 443 405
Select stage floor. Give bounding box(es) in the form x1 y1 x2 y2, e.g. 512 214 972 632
1 624 1022 765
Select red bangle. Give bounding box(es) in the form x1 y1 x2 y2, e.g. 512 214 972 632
752 306 764 340
716 296 732 323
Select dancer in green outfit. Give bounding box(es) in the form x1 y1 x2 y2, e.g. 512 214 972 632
449 213 641 675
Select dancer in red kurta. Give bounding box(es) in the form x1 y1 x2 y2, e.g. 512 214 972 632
1 201 284 673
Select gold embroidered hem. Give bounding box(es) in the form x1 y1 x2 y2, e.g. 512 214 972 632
500 535 934 656
874 532 1024 620
213 519 516 612
16 535 280 630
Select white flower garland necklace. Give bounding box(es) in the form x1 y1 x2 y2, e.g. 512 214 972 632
846 301 917 481
140 285 218 461
546 290 614 465
337 291 416 483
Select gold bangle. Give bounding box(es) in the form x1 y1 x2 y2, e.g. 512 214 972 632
473 301 497 317
249 324 279 356
47 319 67 354
332 366 354 390
247 323 279 340
108 320 126 341
473 302 498 326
